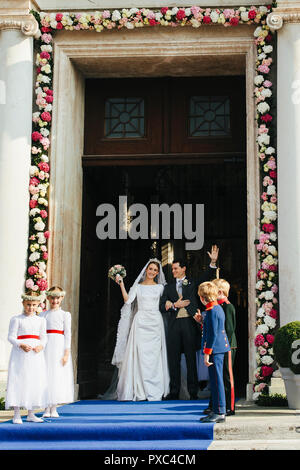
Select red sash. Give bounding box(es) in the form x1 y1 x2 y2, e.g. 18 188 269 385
47 329 64 335
17 335 40 340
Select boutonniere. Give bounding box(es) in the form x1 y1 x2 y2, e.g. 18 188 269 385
182 279 189 286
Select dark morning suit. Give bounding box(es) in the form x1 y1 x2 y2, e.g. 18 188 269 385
202 301 231 415
159 267 216 398
218 298 237 412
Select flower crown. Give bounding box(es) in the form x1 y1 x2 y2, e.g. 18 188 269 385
21 293 43 302
45 290 66 297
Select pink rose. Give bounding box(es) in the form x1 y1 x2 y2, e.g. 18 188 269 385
261 366 273 377
28 266 38 276
255 334 265 346
30 177 40 186
32 131 42 142
44 231 50 239
40 210 48 219
29 199 38 209
176 9 186 20
266 334 274 344
25 279 35 289
56 13 63 21
36 279 48 291
41 33 53 44
40 51 50 60
41 111 51 122
42 252 48 260
38 162 50 173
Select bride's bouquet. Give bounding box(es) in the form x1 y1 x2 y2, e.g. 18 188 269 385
108 264 127 284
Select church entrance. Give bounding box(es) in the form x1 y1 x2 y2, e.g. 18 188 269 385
78 76 248 398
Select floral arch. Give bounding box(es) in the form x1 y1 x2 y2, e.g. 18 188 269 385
27 5 277 399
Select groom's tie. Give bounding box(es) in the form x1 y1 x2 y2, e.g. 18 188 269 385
177 279 183 296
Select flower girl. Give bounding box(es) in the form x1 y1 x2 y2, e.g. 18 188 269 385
41 286 74 418
6 291 48 423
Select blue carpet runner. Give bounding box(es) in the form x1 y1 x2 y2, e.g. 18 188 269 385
0 400 214 450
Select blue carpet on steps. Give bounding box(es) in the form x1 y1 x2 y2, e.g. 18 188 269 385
0 400 214 450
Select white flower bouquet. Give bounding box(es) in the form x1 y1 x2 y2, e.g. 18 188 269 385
108 264 127 284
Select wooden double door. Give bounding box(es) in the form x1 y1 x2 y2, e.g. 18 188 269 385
78 76 248 398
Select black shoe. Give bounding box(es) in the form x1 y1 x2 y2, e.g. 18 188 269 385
226 409 235 416
203 407 212 415
163 393 179 400
200 413 226 423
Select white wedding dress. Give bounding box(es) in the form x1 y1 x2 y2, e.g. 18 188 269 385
116 283 170 401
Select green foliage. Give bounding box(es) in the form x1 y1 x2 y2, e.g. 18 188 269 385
255 393 288 407
0 397 5 410
273 321 300 373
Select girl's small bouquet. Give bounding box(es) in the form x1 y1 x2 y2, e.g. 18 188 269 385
108 264 127 284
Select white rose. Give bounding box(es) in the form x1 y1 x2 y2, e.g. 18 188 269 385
265 147 275 155
257 102 270 114
210 11 220 23
40 128 50 137
263 45 273 54
254 75 264 86
267 185 276 195
29 252 40 262
34 221 45 231
252 392 260 401
264 316 276 328
257 307 265 317
270 232 277 242
30 208 40 217
241 11 249 22
185 8 191 16
254 26 263 37
257 53 266 61
256 324 269 335
259 6 268 14
30 166 39 176
261 88 272 98
40 154 49 162
171 7 178 14
112 10 121 21
261 355 273 365
257 134 270 146
191 18 200 28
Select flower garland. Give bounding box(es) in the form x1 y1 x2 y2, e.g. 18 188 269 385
28 6 278 395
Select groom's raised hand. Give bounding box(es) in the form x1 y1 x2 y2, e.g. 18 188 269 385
207 244 219 267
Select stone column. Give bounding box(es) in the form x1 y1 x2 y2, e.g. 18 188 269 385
0 11 39 396
267 4 300 327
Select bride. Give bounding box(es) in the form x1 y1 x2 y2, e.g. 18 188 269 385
111 259 170 401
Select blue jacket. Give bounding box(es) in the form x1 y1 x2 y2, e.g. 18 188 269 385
202 303 231 355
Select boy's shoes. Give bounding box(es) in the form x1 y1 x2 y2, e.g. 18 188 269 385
226 409 235 416
203 407 212 415
200 413 226 423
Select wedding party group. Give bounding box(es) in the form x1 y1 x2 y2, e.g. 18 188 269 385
110 245 237 424
5 245 236 425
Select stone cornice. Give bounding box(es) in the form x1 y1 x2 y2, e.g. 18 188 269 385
267 8 300 30
0 13 40 38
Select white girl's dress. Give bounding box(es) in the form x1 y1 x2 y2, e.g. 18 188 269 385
5 313 48 410
40 308 74 405
117 284 170 401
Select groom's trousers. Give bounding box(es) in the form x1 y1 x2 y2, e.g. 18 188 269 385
167 317 199 398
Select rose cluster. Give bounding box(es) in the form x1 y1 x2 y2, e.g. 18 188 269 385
27 32 54 303
36 6 270 33
253 24 278 400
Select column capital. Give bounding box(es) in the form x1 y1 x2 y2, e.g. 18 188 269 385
0 13 40 38
267 3 300 30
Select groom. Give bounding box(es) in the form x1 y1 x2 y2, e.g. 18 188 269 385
159 245 219 400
